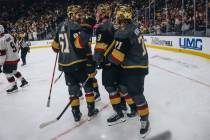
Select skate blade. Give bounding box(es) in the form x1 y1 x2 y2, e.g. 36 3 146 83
20 83 29 88
88 113 99 121
74 121 82 126
126 113 137 118
140 126 151 138
108 118 126 126
7 89 18 94
87 116 93 121
122 110 127 115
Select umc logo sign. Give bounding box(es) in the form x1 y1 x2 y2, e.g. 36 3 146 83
179 38 202 51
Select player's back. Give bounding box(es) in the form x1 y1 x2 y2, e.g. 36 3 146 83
0 33 19 64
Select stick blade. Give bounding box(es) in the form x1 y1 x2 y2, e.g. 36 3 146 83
39 119 57 129
147 130 172 140
46 99 50 107
54 77 59 85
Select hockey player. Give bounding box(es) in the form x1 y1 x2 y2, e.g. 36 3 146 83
93 4 136 126
108 5 150 137
86 26 101 102
51 5 98 122
10 29 18 45
0 25 29 93
19 33 30 66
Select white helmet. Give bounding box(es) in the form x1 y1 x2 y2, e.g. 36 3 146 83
0 25 5 33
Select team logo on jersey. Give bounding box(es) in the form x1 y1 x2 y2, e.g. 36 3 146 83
134 28 140 36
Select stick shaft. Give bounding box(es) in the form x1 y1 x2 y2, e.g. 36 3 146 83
47 53 59 107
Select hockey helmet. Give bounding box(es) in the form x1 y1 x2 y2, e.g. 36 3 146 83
67 5 82 18
96 4 112 18
115 4 133 22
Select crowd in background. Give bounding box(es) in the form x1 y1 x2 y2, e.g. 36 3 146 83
0 0 66 40
0 0 210 40
138 0 208 36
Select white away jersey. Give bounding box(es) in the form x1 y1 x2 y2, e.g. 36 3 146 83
0 34 19 65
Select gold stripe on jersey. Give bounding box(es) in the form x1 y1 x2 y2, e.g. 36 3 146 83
58 59 87 67
86 53 92 57
111 49 125 63
86 63 92 67
121 65 148 69
95 43 107 52
104 40 116 57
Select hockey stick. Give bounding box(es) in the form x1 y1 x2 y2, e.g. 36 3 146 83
40 99 72 129
40 78 90 128
47 52 59 107
147 130 172 140
104 40 116 57
53 72 63 85
54 71 89 86
80 76 90 88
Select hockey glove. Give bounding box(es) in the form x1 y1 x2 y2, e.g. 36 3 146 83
88 71 97 79
51 40 60 53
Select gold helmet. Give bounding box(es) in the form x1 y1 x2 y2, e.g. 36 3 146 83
67 5 82 18
96 4 112 17
115 4 133 21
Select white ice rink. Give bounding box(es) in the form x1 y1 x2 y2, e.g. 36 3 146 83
0 47 210 140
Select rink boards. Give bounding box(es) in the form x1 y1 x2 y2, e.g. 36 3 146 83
29 36 210 59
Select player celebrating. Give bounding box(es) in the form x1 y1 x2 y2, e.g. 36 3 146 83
108 5 150 137
51 5 99 122
0 25 29 93
93 4 136 126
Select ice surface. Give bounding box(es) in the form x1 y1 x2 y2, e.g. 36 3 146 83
0 48 210 140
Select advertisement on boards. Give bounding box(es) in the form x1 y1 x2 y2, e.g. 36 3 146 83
144 36 210 56
179 37 202 51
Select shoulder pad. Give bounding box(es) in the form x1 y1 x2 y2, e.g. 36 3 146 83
128 23 141 37
134 27 140 36
114 30 129 40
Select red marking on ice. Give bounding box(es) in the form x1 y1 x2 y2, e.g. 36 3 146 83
51 104 109 140
150 64 210 88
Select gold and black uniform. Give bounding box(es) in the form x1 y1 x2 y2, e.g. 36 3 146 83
108 22 150 123
52 19 98 121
